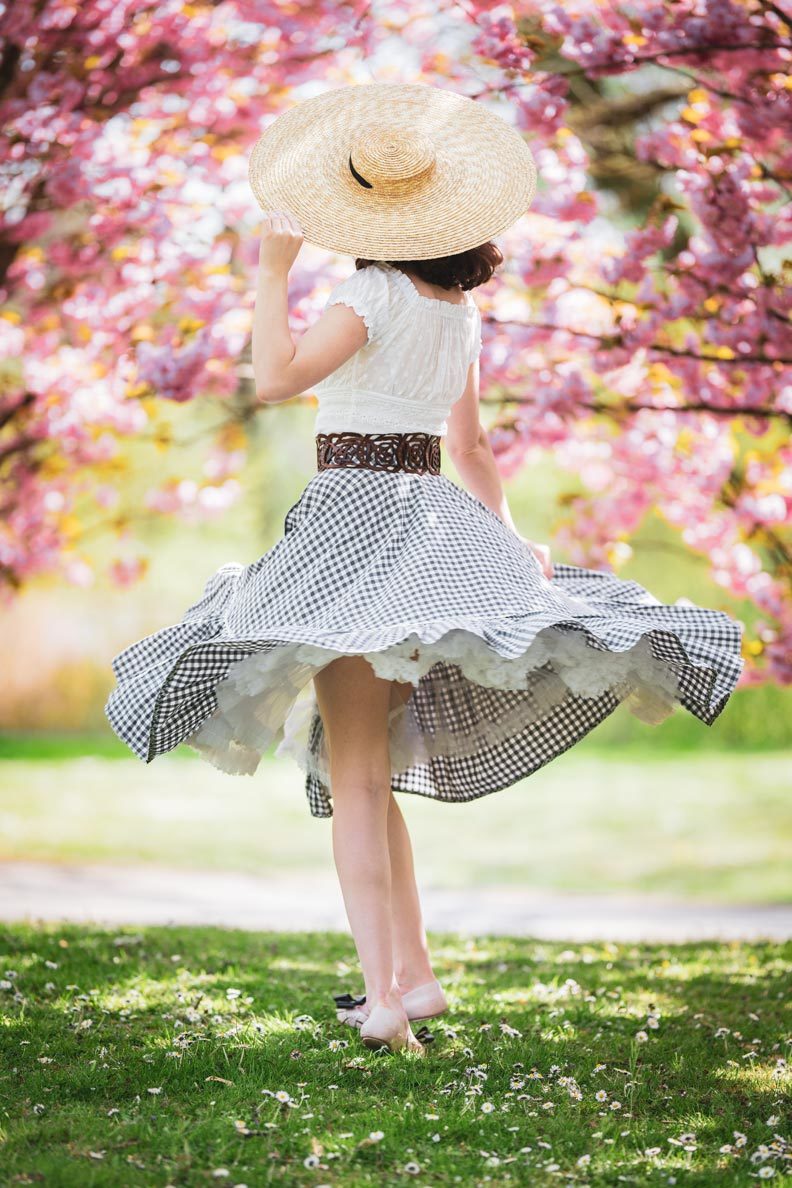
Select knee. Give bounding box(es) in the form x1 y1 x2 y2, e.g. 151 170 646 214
329 766 392 807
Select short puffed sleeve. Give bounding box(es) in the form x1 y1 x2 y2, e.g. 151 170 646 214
467 304 483 367
324 265 390 345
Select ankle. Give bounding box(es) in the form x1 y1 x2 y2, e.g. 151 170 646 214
368 985 406 1013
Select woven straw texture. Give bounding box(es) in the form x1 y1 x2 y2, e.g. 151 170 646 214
248 82 538 258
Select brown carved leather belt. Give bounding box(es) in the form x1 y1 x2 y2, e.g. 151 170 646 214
316 431 441 475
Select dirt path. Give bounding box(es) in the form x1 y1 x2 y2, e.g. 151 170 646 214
2 860 790 941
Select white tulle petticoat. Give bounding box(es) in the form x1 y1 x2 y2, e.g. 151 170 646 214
186 627 682 781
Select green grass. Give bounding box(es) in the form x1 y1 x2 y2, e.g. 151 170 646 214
0 731 142 762
0 923 788 1186
1 748 791 903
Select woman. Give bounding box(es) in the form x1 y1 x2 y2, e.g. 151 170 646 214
105 83 745 1056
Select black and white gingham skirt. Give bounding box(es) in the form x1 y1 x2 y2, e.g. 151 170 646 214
104 467 745 818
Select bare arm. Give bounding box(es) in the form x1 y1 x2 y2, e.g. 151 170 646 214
446 358 554 578
252 209 371 403
445 358 518 528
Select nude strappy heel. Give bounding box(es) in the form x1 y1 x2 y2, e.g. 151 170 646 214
334 978 448 1028
401 978 448 1022
359 1002 426 1055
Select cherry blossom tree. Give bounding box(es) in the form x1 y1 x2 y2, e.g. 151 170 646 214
1 0 789 686
0 0 371 589
465 0 791 685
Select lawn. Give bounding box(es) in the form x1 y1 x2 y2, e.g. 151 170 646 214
1 745 791 903
0 923 789 1187
2 735 790 1182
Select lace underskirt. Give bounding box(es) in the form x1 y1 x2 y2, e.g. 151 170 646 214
184 624 682 788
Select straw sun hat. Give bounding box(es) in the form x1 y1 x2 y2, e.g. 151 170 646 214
248 81 538 260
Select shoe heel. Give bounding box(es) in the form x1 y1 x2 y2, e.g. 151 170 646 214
359 1003 425 1055
361 1032 405 1053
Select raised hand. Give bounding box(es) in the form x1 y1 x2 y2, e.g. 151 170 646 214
257 209 304 276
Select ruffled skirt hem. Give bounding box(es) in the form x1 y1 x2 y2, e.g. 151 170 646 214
182 614 735 817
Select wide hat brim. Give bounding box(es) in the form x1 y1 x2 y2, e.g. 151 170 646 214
248 82 538 259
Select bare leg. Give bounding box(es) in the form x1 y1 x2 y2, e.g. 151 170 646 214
386 796 435 991
386 680 438 991
313 655 407 1021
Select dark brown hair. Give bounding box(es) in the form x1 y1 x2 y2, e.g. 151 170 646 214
354 241 503 292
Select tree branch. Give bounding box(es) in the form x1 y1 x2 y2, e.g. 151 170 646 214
482 393 792 425
493 317 792 366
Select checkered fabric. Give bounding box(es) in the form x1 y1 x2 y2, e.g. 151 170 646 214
104 467 745 818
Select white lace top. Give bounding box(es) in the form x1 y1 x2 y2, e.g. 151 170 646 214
313 261 483 436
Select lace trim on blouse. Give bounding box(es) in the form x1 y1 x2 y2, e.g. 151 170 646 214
379 263 477 319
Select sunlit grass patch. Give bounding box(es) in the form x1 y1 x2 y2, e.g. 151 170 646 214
0 924 789 1185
